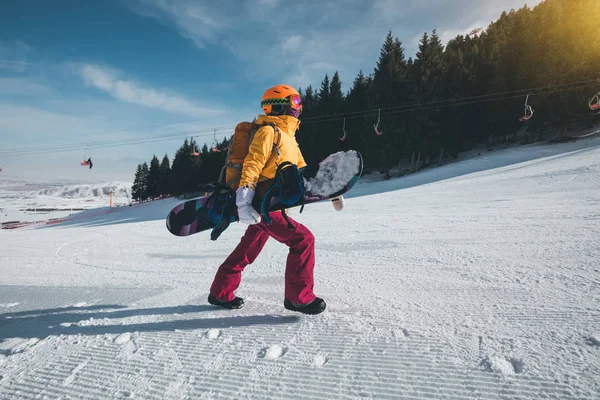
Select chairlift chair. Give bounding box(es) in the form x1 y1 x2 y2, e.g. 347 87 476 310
210 129 221 152
374 109 383 136
589 92 600 113
519 95 534 122
339 118 347 141
80 146 92 168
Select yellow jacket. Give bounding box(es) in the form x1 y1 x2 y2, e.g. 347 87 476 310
239 114 306 189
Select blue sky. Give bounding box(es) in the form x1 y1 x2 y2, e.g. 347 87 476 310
0 0 541 183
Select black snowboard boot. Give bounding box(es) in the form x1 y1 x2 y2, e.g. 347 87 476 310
284 297 326 315
208 294 244 309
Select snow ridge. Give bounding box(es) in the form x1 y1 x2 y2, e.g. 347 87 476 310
34 181 131 199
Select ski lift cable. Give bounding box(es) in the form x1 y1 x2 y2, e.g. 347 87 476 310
304 83 592 127
301 77 600 123
0 125 236 155
0 133 228 158
0 125 237 158
0 84 588 158
1 79 598 158
3 81 593 158
4 76 596 156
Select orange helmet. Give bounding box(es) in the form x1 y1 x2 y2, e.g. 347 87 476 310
261 84 302 115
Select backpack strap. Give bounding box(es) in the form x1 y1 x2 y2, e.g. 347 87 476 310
280 209 295 231
262 122 282 165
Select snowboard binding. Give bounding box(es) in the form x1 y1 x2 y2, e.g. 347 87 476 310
201 183 236 240
260 162 305 229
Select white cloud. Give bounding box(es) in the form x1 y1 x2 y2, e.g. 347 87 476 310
129 0 229 48
0 60 30 73
76 64 225 118
129 1 547 92
281 35 303 55
0 104 103 143
0 40 35 73
0 78 56 97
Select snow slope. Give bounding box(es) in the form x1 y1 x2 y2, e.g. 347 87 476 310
1 139 600 399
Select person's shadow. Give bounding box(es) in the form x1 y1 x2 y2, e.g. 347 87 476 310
0 304 299 352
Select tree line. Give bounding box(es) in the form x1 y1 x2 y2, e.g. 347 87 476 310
132 0 600 201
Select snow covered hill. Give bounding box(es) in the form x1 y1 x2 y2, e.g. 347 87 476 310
0 181 132 225
33 181 131 200
1 139 600 399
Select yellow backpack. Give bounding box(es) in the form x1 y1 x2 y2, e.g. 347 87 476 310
218 121 281 191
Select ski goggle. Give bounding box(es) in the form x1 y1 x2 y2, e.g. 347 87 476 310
261 94 303 114
288 94 302 112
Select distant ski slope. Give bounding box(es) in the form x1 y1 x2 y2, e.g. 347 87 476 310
33 181 131 200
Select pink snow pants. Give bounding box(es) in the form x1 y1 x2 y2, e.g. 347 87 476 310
210 212 316 305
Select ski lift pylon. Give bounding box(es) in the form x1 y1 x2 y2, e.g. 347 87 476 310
339 118 347 141
374 109 383 136
519 95 534 122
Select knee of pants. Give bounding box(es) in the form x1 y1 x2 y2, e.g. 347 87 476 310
291 227 314 248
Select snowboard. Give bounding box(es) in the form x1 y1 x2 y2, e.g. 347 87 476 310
166 150 363 239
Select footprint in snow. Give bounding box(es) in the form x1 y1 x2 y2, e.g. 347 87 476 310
259 344 286 360
313 354 329 367
587 334 600 346
115 390 135 398
114 333 132 345
0 338 41 355
205 329 221 340
480 356 524 374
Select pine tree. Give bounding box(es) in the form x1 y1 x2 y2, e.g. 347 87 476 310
371 32 409 174
302 85 318 115
170 138 190 196
131 164 143 202
329 71 344 113
373 32 408 106
318 74 331 111
159 154 171 196
140 162 150 201
146 155 161 200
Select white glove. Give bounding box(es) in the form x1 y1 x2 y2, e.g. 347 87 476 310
236 186 261 225
331 195 344 211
